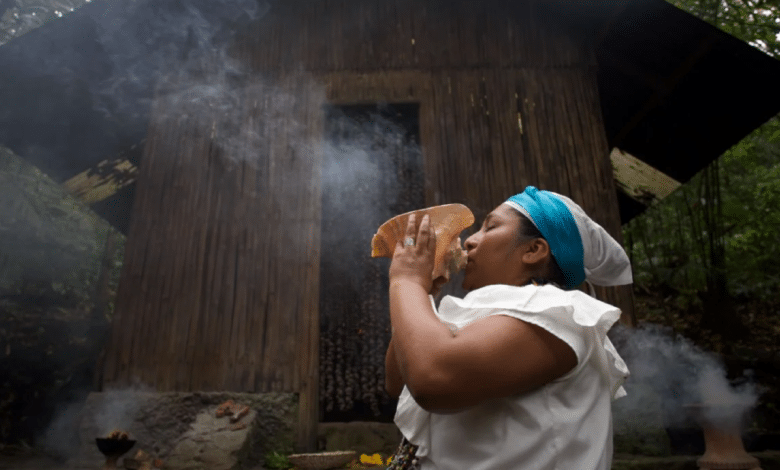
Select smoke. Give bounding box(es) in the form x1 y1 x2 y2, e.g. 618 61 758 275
2 0 420 331
5 0 426 438
39 385 153 461
1 0 417 234
320 107 421 296
148 74 417 288
39 397 85 461
90 386 154 436
86 0 269 128
612 323 760 430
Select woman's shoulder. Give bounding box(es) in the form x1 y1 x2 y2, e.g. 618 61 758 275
441 284 620 328
452 283 595 307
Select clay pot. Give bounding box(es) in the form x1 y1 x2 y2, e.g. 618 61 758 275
685 404 761 470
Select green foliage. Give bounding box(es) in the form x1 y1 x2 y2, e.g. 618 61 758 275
264 451 294 469
666 0 780 58
720 121 780 298
624 116 780 320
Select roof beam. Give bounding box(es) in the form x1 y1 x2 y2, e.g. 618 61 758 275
62 158 138 205
610 147 681 205
0 0 91 46
61 148 680 212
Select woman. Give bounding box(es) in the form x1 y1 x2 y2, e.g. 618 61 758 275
384 186 631 470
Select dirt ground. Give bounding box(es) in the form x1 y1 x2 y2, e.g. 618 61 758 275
0 454 271 470
0 454 68 469
3 451 780 470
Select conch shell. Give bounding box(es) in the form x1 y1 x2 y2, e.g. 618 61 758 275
371 204 474 282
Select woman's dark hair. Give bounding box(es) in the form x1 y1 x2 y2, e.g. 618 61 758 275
508 208 567 286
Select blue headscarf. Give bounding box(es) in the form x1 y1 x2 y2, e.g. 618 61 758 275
504 186 585 289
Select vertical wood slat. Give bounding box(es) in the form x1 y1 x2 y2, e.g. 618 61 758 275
244 93 265 392
565 69 600 218
295 77 323 451
521 69 548 189
185 133 218 390
553 69 586 206
105 76 324 395
166 118 201 391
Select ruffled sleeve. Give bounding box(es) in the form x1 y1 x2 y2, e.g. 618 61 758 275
436 284 629 399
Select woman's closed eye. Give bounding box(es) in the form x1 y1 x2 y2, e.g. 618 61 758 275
481 214 499 232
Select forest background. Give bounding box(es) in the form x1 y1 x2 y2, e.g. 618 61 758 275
619 0 780 444
625 0 780 352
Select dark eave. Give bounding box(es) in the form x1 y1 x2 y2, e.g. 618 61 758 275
597 0 780 220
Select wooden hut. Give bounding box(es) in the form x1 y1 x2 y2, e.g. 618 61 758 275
4 0 780 453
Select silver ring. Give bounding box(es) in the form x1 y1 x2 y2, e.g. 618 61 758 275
404 237 415 247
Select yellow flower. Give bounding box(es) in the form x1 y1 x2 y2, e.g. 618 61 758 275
387 456 394 464
360 453 384 465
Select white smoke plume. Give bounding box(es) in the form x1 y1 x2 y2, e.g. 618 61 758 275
612 323 760 430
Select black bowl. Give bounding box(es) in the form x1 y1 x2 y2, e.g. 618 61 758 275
95 438 136 457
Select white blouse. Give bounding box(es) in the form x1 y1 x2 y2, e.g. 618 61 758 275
393 284 629 470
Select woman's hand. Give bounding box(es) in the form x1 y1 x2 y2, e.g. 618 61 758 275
430 276 448 298
389 213 437 293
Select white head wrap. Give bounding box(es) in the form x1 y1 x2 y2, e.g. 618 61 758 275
504 187 632 288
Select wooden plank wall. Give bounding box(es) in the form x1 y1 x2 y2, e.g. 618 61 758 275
102 77 323 400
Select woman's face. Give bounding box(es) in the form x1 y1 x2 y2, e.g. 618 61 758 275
462 204 528 291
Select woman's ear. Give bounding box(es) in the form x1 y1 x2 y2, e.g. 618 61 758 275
521 238 550 265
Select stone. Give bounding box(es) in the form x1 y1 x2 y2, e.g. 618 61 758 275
72 391 296 470
165 408 257 470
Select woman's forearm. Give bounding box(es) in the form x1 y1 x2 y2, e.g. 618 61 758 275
385 336 404 399
389 280 454 399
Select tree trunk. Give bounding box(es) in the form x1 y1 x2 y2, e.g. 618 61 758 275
698 161 747 343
